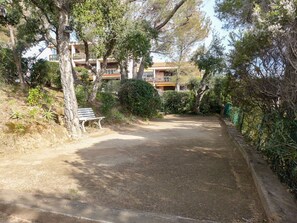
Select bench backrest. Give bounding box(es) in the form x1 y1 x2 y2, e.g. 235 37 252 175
78 108 96 119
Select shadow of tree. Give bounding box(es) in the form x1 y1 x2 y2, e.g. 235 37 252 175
0 115 266 223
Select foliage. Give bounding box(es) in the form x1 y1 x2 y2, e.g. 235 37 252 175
30 59 61 88
216 0 297 196
192 35 226 76
43 110 54 121
27 87 44 106
162 91 195 114
75 67 91 100
97 92 117 116
5 122 30 135
100 80 121 93
10 110 23 120
75 85 88 107
187 77 201 93
0 47 17 83
27 87 53 108
118 79 161 118
114 20 154 63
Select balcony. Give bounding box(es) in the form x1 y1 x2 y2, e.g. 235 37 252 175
143 76 174 82
72 53 97 60
102 69 121 79
49 54 59 61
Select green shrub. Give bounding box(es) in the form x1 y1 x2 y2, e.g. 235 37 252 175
27 87 54 108
162 91 195 114
30 60 61 88
43 110 54 121
97 92 117 115
226 105 297 197
101 80 121 93
200 90 222 114
10 110 23 120
27 87 44 106
118 79 161 118
75 85 88 107
0 47 17 84
28 107 41 119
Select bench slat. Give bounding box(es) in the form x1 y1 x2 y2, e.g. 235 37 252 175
77 108 105 132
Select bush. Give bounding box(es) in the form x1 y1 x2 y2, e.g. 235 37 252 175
162 91 195 114
0 47 17 84
30 60 61 89
75 85 88 107
27 87 45 106
97 92 117 116
101 80 121 93
118 79 161 118
200 91 222 114
27 87 54 110
226 105 297 197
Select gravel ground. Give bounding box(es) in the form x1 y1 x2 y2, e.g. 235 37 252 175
0 115 266 222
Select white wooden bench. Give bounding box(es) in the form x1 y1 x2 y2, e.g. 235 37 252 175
78 108 105 132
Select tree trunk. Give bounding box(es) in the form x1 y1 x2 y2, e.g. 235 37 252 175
88 57 108 102
195 84 209 114
175 63 181 92
58 9 81 138
8 25 25 88
120 59 128 80
137 57 145 80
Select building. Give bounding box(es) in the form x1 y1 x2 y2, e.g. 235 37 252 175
48 42 201 91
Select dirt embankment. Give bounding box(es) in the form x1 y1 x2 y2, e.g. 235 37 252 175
0 86 69 156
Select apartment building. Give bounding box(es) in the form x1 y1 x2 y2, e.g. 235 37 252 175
48 42 200 91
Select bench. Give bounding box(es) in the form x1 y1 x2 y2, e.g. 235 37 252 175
78 108 105 132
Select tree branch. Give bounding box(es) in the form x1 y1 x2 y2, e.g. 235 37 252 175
155 0 188 31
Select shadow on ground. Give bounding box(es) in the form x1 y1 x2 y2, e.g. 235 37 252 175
0 115 266 223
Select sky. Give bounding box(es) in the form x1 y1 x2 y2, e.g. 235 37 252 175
25 0 230 61
201 0 230 46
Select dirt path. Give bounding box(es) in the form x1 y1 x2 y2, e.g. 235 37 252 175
0 115 266 222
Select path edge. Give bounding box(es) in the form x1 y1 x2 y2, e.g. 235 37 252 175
220 117 297 223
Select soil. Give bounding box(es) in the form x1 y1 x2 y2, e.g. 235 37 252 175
0 115 266 223
0 86 69 156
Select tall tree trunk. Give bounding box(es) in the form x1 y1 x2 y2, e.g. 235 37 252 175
58 9 81 138
195 72 211 114
8 25 25 88
195 84 209 114
137 57 145 80
176 62 181 92
88 57 108 102
120 58 128 80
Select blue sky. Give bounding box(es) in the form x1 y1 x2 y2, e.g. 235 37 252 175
202 0 230 46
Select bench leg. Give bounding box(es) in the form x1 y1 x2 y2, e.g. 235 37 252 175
81 121 86 132
98 119 102 129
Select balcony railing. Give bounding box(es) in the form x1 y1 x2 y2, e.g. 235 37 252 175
143 76 174 82
49 54 59 61
72 53 97 60
49 53 98 61
104 69 120 75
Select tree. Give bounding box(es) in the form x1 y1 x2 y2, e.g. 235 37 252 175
73 0 126 103
192 35 226 113
113 20 155 80
166 0 210 91
216 0 297 195
0 1 25 87
26 0 82 137
127 0 191 79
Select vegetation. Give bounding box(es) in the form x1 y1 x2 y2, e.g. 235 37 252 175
216 0 297 196
119 80 161 118
191 35 226 113
162 91 195 114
